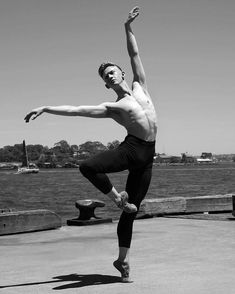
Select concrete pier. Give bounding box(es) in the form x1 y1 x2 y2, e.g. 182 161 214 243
139 194 233 217
0 209 62 235
0 216 235 294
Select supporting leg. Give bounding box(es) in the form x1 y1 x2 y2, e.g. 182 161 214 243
114 166 153 281
113 248 132 283
118 246 130 262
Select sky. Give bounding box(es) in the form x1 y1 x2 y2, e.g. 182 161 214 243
0 0 234 155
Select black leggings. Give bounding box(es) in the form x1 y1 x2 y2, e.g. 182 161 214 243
79 134 155 248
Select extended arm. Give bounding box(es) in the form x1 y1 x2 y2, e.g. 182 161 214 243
24 103 112 123
125 7 147 89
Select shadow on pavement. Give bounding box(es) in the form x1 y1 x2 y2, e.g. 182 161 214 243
0 273 122 290
52 273 122 290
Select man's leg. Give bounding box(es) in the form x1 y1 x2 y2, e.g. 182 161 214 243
79 147 137 211
114 165 152 281
117 164 152 249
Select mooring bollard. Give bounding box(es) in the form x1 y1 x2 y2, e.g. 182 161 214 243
67 199 112 226
75 199 105 220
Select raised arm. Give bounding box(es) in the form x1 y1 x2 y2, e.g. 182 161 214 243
24 103 113 123
125 7 147 89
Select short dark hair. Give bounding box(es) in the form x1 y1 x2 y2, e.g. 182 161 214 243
98 62 123 78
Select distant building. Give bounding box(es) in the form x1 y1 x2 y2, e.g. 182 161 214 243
155 153 181 164
181 153 196 164
197 152 216 164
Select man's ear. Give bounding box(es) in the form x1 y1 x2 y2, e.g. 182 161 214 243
105 84 110 89
122 71 125 79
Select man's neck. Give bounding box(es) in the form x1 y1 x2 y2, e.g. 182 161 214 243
114 80 132 100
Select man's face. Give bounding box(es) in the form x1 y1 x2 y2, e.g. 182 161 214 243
102 66 124 88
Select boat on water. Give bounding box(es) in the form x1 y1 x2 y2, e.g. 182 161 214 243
15 140 39 174
0 163 17 170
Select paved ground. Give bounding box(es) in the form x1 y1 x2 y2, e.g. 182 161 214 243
166 212 235 221
1 216 235 294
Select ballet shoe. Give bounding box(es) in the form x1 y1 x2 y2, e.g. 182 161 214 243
117 191 137 214
113 259 133 283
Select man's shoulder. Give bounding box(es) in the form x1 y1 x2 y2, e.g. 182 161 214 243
102 100 131 110
132 81 142 89
132 81 150 98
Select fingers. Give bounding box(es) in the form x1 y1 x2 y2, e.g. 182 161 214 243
24 111 38 123
24 107 44 123
32 112 42 120
24 113 33 123
127 6 140 22
131 6 140 14
130 6 140 16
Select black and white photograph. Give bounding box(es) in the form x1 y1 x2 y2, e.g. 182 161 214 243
1 0 235 293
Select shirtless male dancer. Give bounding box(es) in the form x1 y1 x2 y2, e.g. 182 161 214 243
24 7 157 282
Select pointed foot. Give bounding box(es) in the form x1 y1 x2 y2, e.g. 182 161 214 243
113 260 133 283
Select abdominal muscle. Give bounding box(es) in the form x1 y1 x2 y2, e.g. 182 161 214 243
126 110 157 142
110 95 157 142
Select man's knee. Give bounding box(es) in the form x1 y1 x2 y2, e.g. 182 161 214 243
79 161 94 177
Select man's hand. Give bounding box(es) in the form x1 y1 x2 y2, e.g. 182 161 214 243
24 107 44 123
125 6 140 24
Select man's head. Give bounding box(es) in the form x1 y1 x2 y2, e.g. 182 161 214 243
98 62 125 89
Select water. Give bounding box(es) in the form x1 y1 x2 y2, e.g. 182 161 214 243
1 163 235 224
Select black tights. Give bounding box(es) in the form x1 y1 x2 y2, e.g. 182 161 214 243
79 134 155 248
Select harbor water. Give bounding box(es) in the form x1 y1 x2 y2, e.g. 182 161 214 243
1 163 235 224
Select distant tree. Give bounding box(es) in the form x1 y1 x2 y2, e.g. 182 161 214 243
37 153 46 165
0 146 15 162
170 156 181 164
0 139 123 164
54 140 71 154
181 153 187 163
12 144 23 161
78 141 107 159
71 144 79 152
52 140 72 163
27 144 44 161
0 149 4 162
107 140 120 150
